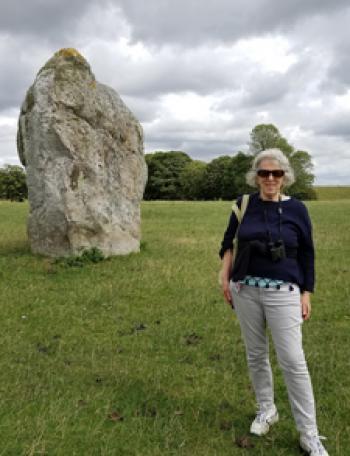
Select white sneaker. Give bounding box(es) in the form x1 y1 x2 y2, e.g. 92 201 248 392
300 432 329 455
250 404 279 436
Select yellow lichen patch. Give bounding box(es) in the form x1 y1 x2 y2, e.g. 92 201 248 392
55 48 85 62
88 80 96 89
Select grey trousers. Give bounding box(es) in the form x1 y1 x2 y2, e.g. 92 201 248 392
230 281 318 434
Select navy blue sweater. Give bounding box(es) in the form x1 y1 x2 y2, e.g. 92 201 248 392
219 192 315 292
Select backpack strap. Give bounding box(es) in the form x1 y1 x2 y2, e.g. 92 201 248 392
232 194 250 223
240 193 249 221
231 194 250 249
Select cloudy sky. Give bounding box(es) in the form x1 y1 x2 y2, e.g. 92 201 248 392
1 0 349 184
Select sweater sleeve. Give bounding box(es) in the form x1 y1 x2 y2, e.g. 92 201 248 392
219 211 239 259
298 203 315 293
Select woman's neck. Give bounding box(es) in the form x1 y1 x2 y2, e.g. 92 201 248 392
259 191 281 202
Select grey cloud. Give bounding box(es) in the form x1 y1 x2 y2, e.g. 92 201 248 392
0 34 94 113
121 60 234 97
315 158 350 185
240 74 290 107
314 117 350 139
180 138 249 161
2 0 347 47
144 111 243 139
117 0 349 46
122 95 162 123
0 36 54 110
145 137 246 161
0 0 104 41
0 68 28 110
327 52 350 89
90 45 240 99
291 7 350 94
144 114 250 158
316 172 350 185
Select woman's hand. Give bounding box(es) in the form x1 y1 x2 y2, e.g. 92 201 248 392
220 250 234 308
222 279 234 308
301 291 311 320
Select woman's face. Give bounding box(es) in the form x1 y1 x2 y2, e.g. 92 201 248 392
256 159 284 199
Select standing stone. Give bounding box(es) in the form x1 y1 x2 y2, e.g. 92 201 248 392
17 48 147 257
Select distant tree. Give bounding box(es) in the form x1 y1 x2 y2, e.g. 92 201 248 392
198 153 253 200
249 124 316 200
230 152 254 197
250 123 294 156
144 151 255 201
201 153 255 200
144 151 192 200
202 156 233 200
179 160 207 200
288 150 317 200
0 165 28 201
250 124 280 153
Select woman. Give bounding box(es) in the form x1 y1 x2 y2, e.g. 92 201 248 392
219 149 328 455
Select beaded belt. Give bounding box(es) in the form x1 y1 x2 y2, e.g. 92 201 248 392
239 275 295 291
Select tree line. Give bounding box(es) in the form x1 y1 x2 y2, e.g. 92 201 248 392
0 124 316 202
144 124 316 200
0 165 28 201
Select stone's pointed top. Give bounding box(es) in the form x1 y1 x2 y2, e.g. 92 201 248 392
39 48 91 75
54 48 86 61
53 48 88 64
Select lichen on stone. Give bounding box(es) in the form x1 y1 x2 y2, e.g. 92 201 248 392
39 48 91 76
54 48 85 61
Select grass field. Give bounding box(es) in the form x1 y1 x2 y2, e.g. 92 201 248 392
314 186 350 200
0 199 349 455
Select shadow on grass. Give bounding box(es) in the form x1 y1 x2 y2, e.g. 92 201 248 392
0 240 31 256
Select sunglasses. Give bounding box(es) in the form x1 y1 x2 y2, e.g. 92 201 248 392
257 169 285 178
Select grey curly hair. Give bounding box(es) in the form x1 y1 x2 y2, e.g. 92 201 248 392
246 148 295 188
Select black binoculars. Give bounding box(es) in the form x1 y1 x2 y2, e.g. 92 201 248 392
267 239 286 262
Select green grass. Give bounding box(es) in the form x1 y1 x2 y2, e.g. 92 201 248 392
314 186 350 200
0 199 349 455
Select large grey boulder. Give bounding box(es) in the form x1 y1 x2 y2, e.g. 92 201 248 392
17 48 147 257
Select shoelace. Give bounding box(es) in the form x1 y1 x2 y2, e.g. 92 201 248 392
307 435 327 454
256 410 269 423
